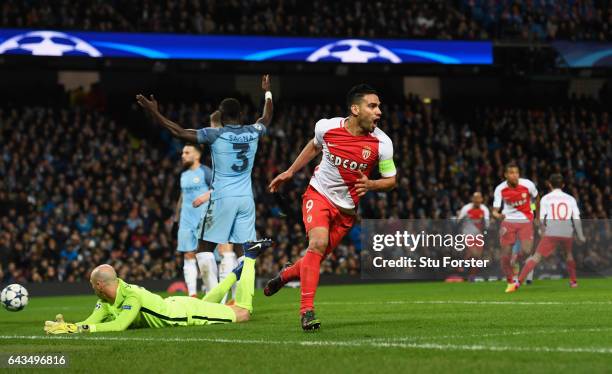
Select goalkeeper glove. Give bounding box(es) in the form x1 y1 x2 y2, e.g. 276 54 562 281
44 314 87 334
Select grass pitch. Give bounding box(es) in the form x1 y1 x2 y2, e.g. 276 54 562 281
1 278 612 373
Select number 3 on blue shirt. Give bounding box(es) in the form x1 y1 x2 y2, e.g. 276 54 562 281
232 143 250 172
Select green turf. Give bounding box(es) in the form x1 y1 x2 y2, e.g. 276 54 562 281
1 278 612 373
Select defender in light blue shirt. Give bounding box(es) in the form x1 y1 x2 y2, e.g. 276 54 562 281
137 74 273 255
177 148 212 252
175 144 213 297
195 121 265 244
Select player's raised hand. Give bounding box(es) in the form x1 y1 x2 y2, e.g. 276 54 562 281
210 110 222 128
269 170 293 193
136 94 159 114
261 74 271 92
355 170 372 197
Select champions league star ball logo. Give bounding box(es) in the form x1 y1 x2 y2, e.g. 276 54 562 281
307 39 401 63
0 30 101 57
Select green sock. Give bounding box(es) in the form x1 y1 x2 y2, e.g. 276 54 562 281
234 258 255 313
202 273 237 303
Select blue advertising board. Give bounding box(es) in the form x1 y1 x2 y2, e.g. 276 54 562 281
553 41 612 68
0 29 492 65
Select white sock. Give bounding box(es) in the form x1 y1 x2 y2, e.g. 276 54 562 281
196 252 218 293
219 252 237 303
526 270 534 282
183 258 198 296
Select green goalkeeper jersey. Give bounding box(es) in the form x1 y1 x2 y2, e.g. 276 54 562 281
76 279 234 332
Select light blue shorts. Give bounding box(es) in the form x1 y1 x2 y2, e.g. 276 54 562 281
177 227 199 252
201 196 256 244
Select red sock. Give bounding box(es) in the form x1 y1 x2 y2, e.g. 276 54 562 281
519 258 538 284
299 250 323 315
501 255 514 283
567 259 577 283
280 259 302 283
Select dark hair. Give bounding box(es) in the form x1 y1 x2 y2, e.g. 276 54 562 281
505 162 519 172
549 173 564 188
219 98 241 123
184 143 202 154
346 84 378 109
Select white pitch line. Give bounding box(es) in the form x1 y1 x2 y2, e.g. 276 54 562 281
371 327 612 342
2 335 612 355
316 300 612 306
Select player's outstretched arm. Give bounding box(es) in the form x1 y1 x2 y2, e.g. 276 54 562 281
44 300 109 334
79 296 142 333
78 301 111 326
256 74 273 126
269 139 321 192
136 94 198 143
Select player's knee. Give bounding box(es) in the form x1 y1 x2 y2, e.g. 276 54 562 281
309 238 328 253
218 243 234 254
184 251 196 260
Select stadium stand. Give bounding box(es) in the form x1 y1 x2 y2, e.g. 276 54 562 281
2 0 610 40
459 0 612 41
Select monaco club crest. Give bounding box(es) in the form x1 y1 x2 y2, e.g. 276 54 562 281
362 146 372 160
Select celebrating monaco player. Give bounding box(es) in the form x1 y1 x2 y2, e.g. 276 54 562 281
457 192 490 281
492 163 539 293
266 84 397 331
506 174 585 292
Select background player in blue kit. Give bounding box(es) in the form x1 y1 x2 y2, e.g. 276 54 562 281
175 144 213 297
136 74 273 270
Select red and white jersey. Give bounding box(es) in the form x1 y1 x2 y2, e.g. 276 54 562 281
493 178 538 221
310 117 395 210
458 203 490 234
540 189 581 238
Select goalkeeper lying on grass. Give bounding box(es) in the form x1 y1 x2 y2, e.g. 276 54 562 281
44 240 271 334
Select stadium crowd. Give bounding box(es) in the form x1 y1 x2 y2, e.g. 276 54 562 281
1 0 610 41
0 89 609 283
460 0 612 41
